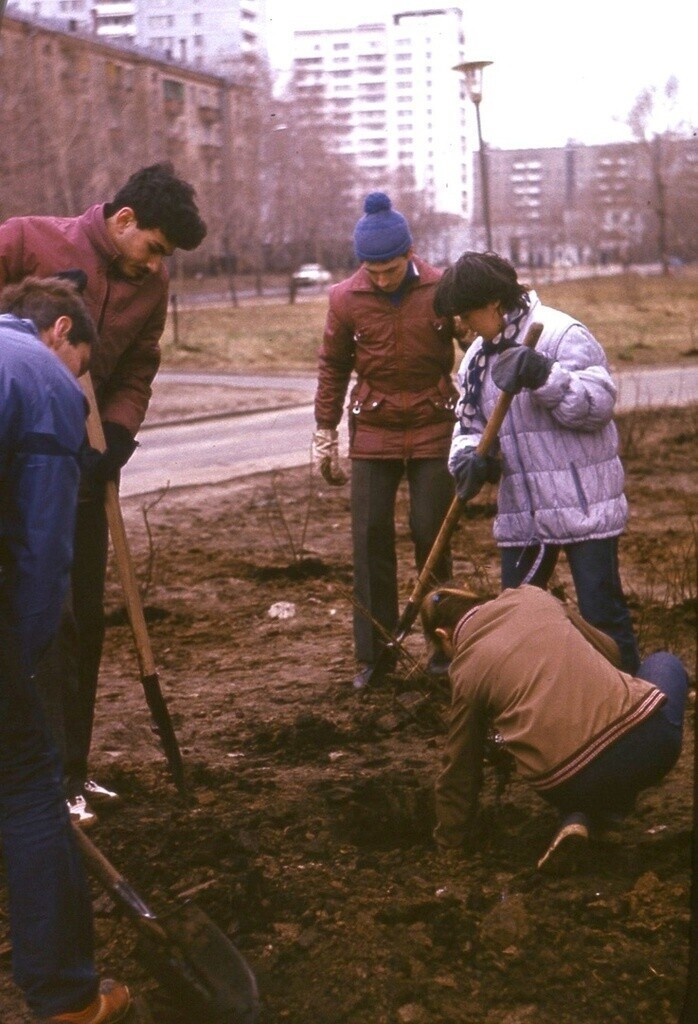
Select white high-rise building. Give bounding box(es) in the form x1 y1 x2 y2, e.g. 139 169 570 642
290 8 472 219
135 0 266 72
7 0 267 72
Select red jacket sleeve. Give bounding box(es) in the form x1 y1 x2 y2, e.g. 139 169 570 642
314 293 355 429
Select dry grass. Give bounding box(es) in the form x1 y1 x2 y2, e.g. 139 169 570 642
161 296 329 372
160 267 698 373
535 268 698 365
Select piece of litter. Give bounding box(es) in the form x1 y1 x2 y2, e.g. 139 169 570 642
268 601 296 619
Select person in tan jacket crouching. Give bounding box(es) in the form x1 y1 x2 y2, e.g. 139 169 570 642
421 584 688 873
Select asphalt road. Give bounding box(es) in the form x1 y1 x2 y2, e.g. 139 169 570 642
121 366 698 499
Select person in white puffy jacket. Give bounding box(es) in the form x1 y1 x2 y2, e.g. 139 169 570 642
433 251 639 673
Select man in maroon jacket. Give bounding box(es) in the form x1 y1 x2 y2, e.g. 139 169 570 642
0 163 207 824
313 192 457 689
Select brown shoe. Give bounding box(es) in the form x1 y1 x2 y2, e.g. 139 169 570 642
41 980 131 1023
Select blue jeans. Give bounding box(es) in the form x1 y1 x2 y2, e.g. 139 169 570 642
544 652 689 817
0 626 98 1018
351 458 454 664
501 536 640 673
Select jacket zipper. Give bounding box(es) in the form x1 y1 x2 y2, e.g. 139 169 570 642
97 277 111 335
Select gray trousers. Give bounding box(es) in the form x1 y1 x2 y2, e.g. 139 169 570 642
351 457 454 665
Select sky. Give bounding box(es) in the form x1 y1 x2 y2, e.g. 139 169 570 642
264 0 696 150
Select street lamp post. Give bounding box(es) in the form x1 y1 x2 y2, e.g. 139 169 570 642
453 60 493 250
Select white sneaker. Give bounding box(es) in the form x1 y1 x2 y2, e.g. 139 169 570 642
83 779 120 805
67 794 98 829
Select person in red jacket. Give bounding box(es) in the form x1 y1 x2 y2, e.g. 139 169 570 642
313 192 458 689
0 163 207 825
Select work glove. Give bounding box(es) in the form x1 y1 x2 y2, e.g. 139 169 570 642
492 345 554 394
450 448 500 502
312 427 348 486
83 422 138 485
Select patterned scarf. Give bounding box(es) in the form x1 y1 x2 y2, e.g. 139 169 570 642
456 292 531 435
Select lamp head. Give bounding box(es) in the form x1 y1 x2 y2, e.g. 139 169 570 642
453 59 493 104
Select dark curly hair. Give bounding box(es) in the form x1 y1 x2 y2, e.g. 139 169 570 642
434 251 528 317
104 162 207 250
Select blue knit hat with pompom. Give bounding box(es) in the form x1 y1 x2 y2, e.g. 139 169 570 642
353 192 413 262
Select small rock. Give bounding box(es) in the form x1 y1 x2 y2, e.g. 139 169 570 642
296 926 320 949
480 893 530 950
397 1004 428 1024
434 973 458 988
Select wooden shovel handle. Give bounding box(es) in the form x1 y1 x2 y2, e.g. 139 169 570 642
71 821 164 929
80 373 156 676
473 321 544 454
397 320 544 632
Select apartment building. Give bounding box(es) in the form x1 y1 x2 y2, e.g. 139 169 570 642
135 0 266 73
290 8 471 221
477 137 698 266
6 0 267 72
0 10 259 269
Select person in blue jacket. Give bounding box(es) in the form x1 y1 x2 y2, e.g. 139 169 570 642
0 276 130 1023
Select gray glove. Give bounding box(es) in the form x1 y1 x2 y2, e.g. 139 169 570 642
312 428 348 486
450 448 500 502
492 346 554 394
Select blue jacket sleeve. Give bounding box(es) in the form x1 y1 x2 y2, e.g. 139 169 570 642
9 444 81 669
1 352 85 672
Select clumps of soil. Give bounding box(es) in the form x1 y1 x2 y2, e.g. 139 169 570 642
250 557 349 582
319 770 435 849
252 712 347 760
0 407 694 1024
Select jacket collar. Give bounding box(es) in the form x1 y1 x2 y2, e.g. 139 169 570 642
78 204 123 266
350 253 442 293
0 314 40 339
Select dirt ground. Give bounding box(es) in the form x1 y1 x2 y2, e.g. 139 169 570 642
0 402 695 1024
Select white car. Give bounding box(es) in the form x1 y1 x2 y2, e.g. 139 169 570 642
291 263 332 287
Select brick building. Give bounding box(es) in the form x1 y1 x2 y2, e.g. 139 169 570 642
0 9 260 271
7 0 268 74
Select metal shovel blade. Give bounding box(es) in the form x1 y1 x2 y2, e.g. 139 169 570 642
72 823 259 1023
138 899 260 1024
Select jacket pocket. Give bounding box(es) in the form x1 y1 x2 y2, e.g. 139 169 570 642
429 376 458 414
350 378 456 428
569 462 590 516
349 378 385 420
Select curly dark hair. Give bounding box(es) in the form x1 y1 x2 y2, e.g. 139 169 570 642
0 276 98 346
434 251 528 317
104 162 207 250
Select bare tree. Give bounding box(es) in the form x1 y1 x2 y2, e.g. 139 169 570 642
256 94 363 274
627 76 693 272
